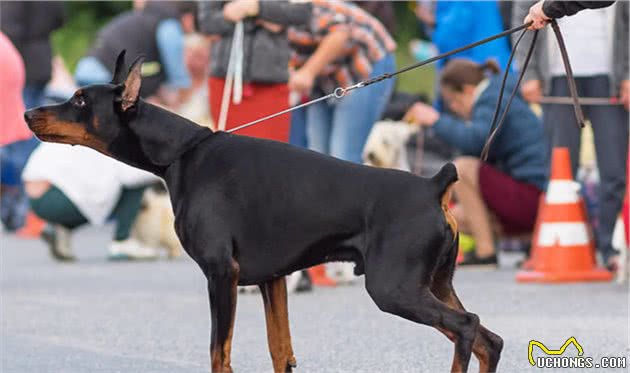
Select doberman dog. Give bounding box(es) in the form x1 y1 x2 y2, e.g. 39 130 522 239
24 51 503 373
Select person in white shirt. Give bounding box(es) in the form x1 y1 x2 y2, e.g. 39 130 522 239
22 143 160 261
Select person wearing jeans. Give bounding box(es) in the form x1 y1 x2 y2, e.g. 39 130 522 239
305 54 395 164
288 0 397 165
287 1 396 282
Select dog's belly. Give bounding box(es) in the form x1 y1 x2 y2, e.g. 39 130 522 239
235 238 365 286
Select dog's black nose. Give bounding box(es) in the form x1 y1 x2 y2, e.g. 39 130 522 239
367 152 377 163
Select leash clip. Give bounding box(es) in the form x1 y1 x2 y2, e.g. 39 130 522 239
333 87 346 99
334 82 365 99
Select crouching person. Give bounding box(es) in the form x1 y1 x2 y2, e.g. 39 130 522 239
22 143 159 261
405 58 548 267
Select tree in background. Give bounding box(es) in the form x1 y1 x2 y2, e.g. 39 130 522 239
52 1 131 72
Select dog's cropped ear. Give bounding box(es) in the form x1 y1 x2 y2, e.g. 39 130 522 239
120 56 144 112
111 50 127 85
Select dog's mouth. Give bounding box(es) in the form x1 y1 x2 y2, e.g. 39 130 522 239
26 119 70 143
36 133 69 142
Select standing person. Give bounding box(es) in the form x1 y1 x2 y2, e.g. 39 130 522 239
404 59 548 267
197 0 311 141
0 32 38 231
1 2 64 230
74 1 196 109
288 0 397 165
0 1 65 109
354 1 396 35
512 1 629 269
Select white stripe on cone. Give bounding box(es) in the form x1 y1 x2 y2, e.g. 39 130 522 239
546 180 581 204
538 222 590 247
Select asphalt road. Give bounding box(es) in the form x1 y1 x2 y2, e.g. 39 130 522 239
2 226 629 372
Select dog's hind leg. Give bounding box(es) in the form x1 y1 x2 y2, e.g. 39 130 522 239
259 277 297 373
430 239 503 373
208 259 240 373
365 266 479 373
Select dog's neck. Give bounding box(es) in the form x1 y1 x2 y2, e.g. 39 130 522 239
109 100 213 176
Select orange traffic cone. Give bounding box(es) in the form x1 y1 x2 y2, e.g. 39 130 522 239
517 147 612 283
308 265 337 287
16 211 46 238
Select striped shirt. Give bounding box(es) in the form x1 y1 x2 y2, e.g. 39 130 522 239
288 0 396 96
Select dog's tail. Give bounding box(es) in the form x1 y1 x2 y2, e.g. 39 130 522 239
432 162 458 196
432 162 458 238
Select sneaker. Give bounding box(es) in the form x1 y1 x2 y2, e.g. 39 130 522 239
108 238 158 260
458 252 498 268
41 224 75 261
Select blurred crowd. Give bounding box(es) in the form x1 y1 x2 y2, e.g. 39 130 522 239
1 0 628 291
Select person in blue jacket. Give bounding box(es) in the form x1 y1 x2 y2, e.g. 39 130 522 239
405 58 548 267
430 1 512 112
432 1 512 71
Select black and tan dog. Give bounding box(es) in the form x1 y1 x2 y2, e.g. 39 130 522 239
24 51 503 373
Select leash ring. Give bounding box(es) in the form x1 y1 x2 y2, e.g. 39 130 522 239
333 87 346 99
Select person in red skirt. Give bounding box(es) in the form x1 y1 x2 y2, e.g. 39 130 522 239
197 0 311 141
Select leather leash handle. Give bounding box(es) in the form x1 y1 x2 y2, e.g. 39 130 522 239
550 20 586 128
480 28 538 161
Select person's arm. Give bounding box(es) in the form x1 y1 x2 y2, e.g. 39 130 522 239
197 1 254 36
156 19 191 90
431 96 497 156
543 1 615 18
288 28 351 94
526 1 615 29
257 1 312 26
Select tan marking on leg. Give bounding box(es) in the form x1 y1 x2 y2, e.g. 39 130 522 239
210 259 239 373
260 277 296 373
442 184 458 236
221 260 239 370
433 281 499 373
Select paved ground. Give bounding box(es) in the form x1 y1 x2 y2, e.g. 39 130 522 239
2 226 629 372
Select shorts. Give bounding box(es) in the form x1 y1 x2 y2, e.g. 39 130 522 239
479 163 542 235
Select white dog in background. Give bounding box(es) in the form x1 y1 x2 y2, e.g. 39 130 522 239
317 121 419 284
363 120 419 172
132 188 183 259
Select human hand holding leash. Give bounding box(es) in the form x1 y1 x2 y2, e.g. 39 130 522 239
223 0 259 23
525 0 551 30
403 102 440 127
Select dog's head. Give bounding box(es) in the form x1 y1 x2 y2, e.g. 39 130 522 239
362 121 418 171
24 51 144 156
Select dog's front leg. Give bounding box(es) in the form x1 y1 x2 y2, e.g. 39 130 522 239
208 259 240 373
259 277 297 373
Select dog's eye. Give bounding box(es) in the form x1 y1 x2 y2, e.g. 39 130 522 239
72 95 86 108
